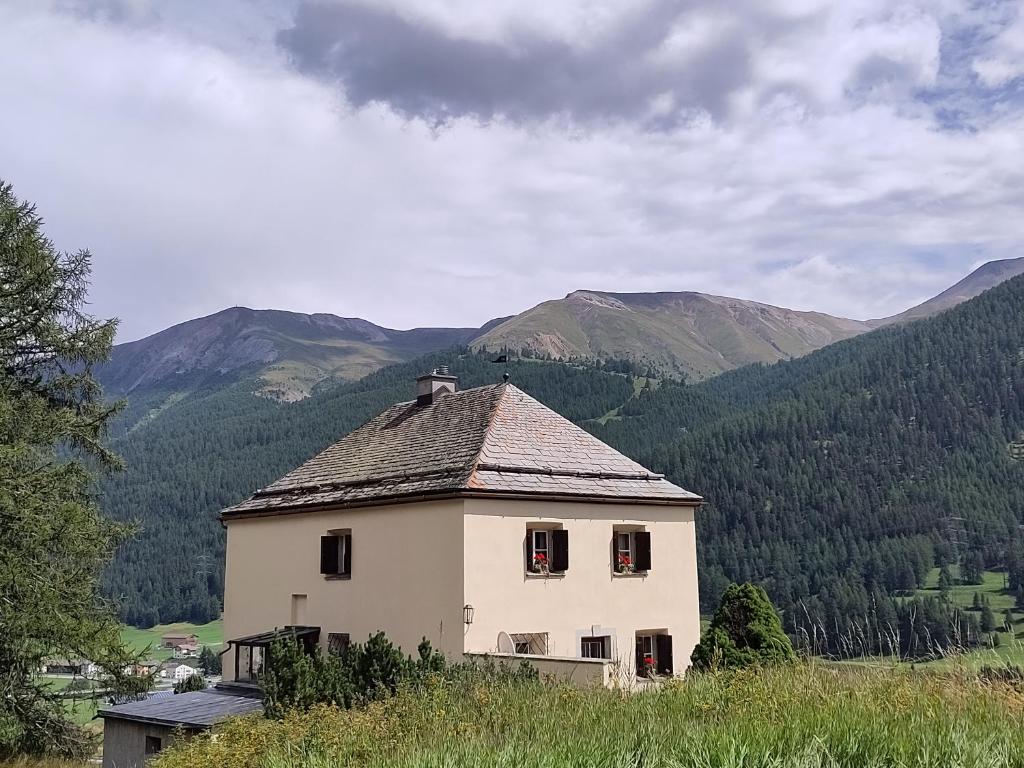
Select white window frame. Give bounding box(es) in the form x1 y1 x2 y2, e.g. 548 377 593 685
581 635 611 660
530 529 549 572
615 530 635 573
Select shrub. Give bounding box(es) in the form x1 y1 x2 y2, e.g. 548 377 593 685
261 632 537 720
173 674 207 694
691 582 796 670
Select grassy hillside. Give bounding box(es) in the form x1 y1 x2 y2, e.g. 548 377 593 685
120 620 223 660
98 307 484 406
154 665 1024 768
474 290 869 380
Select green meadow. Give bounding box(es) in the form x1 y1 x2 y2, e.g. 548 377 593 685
119 619 224 662
154 664 1024 768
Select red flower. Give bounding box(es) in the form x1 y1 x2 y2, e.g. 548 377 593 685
619 555 631 565
534 553 547 562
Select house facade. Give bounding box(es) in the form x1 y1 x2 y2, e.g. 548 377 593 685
160 662 201 682
161 633 199 652
221 372 701 682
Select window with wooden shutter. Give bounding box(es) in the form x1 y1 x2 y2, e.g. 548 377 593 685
636 634 656 677
526 528 562 574
321 532 351 578
550 529 569 572
634 531 652 572
655 634 673 675
320 535 339 575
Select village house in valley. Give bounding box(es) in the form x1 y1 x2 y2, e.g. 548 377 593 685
221 370 703 683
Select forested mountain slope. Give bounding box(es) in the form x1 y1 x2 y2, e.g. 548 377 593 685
101 353 635 625
591 273 1024 648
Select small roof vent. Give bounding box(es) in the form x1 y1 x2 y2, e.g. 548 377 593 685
416 367 458 406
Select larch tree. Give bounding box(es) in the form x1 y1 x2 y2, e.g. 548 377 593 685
0 180 139 759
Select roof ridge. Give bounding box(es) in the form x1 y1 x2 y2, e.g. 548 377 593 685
466 381 511 487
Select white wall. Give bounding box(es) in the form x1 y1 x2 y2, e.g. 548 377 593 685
461 498 700 676
222 498 466 679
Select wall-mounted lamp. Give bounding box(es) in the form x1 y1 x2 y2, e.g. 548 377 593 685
463 604 475 626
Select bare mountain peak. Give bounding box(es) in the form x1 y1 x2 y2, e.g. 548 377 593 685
874 257 1024 326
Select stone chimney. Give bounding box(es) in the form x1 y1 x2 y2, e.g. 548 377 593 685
416 366 458 406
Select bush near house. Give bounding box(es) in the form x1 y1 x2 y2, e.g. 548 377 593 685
261 632 536 719
155 664 1024 768
173 674 207 694
691 582 796 670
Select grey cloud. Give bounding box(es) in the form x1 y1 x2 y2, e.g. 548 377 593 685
276 0 762 126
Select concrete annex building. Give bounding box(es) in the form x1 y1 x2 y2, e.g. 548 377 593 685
221 369 703 682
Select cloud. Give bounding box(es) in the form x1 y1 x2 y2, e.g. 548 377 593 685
276 0 961 127
0 1 1021 342
972 3 1024 87
275 0 761 126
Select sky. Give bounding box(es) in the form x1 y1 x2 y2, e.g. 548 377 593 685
1 0 1022 341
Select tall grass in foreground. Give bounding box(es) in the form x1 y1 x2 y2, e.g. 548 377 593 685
156 664 1024 768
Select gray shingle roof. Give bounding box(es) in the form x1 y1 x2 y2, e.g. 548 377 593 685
97 686 263 728
222 383 699 518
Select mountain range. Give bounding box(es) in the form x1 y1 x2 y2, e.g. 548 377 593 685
99 258 1024 405
94 258 1024 631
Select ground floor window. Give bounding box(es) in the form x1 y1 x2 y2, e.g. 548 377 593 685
581 635 611 659
636 635 656 677
511 632 549 655
229 626 321 684
328 632 351 656
636 633 673 677
145 735 162 756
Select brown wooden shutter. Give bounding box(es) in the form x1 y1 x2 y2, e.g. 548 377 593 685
551 529 569 572
656 634 673 675
635 638 646 677
634 531 652 571
342 534 352 575
320 535 338 575
525 529 534 571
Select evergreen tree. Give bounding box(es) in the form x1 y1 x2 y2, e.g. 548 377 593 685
0 181 138 760
981 604 996 633
961 552 985 585
938 567 954 594
173 674 207 694
691 583 796 669
198 646 222 676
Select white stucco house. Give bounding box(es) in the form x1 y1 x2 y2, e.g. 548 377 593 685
160 663 201 682
219 369 703 683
